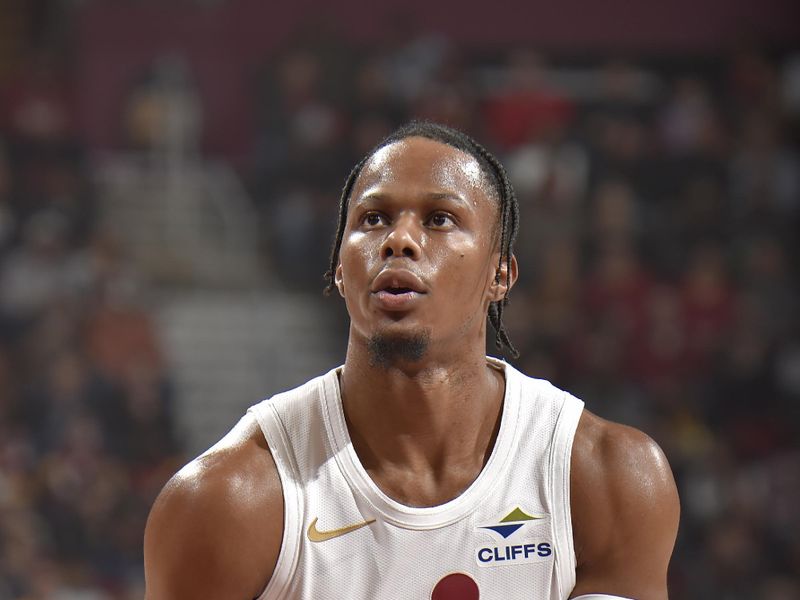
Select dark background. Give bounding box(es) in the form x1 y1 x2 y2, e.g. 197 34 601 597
0 0 798 598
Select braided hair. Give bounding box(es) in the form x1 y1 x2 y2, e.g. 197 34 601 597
324 121 520 358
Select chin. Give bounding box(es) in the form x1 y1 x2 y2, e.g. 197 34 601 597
367 328 431 369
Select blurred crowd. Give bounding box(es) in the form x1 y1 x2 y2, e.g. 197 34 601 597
1 5 799 599
0 50 182 600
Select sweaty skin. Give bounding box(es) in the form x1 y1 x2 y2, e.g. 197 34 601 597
144 137 679 599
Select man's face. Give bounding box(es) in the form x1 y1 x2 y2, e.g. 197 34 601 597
335 136 516 362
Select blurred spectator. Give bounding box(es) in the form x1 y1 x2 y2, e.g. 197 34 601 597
504 116 588 217
588 178 640 242
483 50 575 150
680 243 736 370
0 51 75 144
658 77 725 157
729 110 799 221
379 22 452 105
0 210 75 321
122 56 203 157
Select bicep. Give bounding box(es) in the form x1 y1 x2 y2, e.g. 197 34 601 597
570 415 680 600
144 445 284 600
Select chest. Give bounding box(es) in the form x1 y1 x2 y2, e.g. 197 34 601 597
294 494 563 600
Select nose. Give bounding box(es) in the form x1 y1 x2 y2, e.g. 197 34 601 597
380 214 422 260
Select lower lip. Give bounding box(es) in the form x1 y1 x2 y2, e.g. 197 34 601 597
372 290 424 310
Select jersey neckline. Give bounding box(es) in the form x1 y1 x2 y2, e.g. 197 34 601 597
319 357 522 529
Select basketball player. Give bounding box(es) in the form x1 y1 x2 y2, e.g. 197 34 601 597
144 122 679 599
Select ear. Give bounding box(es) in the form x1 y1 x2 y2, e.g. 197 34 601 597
488 254 518 302
334 263 345 298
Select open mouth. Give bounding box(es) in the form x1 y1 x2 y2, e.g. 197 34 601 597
370 270 427 301
372 283 425 310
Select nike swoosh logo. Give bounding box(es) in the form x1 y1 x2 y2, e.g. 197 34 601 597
307 517 376 542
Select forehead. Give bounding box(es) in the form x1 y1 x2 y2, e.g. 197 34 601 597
350 136 497 205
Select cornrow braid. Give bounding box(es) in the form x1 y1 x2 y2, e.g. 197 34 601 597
324 121 520 359
323 155 368 296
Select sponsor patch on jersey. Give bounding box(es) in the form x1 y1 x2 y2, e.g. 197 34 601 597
475 506 553 567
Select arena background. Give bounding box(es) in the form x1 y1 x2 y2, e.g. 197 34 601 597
0 0 798 598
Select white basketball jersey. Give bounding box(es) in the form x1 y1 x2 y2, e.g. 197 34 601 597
247 358 584 600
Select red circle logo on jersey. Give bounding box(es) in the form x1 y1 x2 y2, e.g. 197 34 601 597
431 573 480 599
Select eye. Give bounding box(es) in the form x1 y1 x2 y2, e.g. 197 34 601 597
427 212 456 229
361 211 388 229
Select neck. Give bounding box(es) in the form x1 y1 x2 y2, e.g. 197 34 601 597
339 334 506 506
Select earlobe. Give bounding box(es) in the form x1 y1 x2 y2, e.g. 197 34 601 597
334 264 345 297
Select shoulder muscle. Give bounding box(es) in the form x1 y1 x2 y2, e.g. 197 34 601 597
144 415 284 600
570 411 679 600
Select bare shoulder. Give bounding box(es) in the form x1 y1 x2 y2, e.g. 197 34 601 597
570 410 680 600
144 414 284 600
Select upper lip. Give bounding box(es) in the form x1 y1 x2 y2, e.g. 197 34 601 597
370 269 427 294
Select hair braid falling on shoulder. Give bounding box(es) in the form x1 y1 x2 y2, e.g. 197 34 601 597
324 121 520 359
470 139 520 359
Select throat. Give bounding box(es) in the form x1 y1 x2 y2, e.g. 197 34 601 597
365 460 493 508
345 387 505 508
338 358 507 507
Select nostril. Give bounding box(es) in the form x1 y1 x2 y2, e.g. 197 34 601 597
402 247 414 257
385 247 394 257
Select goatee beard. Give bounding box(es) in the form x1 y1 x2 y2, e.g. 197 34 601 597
368 331 430 369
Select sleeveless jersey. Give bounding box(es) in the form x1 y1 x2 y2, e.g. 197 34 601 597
247 358 584 600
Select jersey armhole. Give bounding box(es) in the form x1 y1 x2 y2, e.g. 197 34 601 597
548 391 584 598
248 402 303 600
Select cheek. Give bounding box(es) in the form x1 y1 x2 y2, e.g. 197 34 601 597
438 242 494 295
340 233 371 272
339 233 378 302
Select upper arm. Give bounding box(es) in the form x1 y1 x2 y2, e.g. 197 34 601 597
570 411 680 600
144 416 284 600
